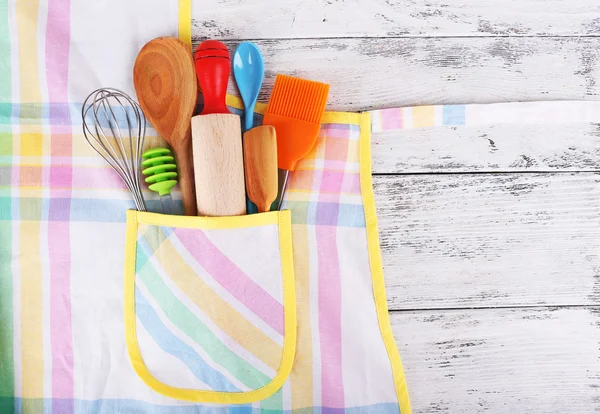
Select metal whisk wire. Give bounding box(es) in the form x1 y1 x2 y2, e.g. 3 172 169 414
82 88 147 211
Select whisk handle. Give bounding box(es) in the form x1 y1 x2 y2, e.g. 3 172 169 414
175 137 197 216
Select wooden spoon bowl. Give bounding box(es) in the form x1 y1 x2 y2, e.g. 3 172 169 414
134 36 197 215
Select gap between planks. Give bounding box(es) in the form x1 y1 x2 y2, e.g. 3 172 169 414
373 170 600 176
193 35 600 42
388 304 597 314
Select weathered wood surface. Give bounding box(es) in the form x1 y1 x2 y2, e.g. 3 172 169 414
375 173 600 310
391 307 600 413
200 37 600 112
372 122 600 174
193 0 600 38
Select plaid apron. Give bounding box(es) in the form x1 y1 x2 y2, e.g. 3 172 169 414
0 0 412 412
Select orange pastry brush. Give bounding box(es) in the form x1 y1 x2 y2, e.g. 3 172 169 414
263 74 329 209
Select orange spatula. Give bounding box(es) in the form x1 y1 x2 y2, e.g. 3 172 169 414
263 75 329 209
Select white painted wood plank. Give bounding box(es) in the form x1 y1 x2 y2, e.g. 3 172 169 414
372 122 600 174
391 306 600 413
192 0 600 38
374 173 600 310
207 37 600 112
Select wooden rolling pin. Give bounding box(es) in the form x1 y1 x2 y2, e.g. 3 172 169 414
192 40 246 216
191 114 245 216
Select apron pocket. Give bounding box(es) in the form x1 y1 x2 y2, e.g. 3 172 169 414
123 210 296 403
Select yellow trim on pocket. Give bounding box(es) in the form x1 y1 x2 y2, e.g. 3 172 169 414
124 210 297 403
132 210 281 229
359 113 412 414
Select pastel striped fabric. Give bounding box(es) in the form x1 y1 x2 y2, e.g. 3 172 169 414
134 222 285 393
369 101 600 132
370 105 466 132
0 0 410 412
278 121 402 411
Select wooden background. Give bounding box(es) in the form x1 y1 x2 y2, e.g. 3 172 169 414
192 1 600 412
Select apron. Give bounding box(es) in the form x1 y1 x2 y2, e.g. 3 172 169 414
5 0 600 412
0 0 410 412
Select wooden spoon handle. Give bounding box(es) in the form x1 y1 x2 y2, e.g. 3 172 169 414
174 137 197 216
243 126 278 213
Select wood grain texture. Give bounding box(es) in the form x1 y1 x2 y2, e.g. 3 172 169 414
191 113 246 216
374 173 600 310
196 37 600 111
372 122 600 174
391 306 600 413
192 0 600 38
243 126 278 213
134 36 198 215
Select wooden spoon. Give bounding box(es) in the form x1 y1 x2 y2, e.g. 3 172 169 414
243 125 278 213
133 36 197 216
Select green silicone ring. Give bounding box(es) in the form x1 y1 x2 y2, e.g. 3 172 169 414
141 147 178 196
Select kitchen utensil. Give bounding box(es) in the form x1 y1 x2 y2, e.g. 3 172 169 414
133 36 197 216
233 42 264 131
142 147 178 214
192 40 246 216
81 88 147 211
233 41 265 215
243 125 277 213
263 74 329 209
195 39 231 115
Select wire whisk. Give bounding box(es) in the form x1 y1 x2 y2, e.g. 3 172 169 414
82 88 147 211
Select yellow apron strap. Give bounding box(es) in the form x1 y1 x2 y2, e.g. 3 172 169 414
178 0 192 48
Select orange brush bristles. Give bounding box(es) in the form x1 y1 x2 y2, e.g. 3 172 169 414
263 75 329 171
